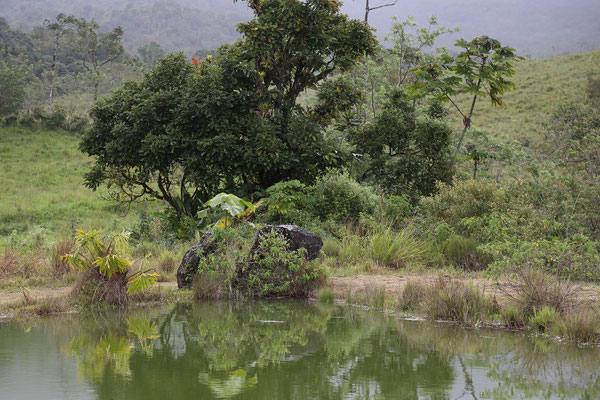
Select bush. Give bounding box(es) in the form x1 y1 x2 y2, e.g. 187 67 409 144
65 115 89 133
265 180 309 222
419 180 509 232
310 171 377 223
484 235 600 281
236 230 325 297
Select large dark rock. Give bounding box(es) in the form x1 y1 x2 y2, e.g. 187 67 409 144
249 225 323 260
176 232 217 288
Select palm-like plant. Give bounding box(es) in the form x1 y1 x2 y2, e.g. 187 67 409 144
64 230 158 302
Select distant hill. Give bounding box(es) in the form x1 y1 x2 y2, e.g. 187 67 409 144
0 0 599 57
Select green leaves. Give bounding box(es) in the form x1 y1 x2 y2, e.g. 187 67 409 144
206 193 255 218
64 229 158 298
127 272 159 295
411 35 523 108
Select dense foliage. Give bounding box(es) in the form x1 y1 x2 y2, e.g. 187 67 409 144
351 89 453 200
81 0 376 218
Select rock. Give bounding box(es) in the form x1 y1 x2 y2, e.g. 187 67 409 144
176 232 217 288
249 225 323 261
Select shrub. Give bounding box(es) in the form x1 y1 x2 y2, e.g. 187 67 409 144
484 235 600 281
236 230 325 297
379 194 412 223
310 171 377 222
43 107 67 130
420 180 509 231
265 180 309 222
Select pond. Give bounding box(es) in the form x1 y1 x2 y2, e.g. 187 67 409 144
1 301 599 399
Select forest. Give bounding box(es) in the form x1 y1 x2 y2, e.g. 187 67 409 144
1 0 600 345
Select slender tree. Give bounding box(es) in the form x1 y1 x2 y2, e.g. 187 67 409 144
42 14 77 109
72 18 124 100
410 36 523 159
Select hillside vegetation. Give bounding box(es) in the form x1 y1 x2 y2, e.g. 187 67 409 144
1 50 596 247
0 127 148 248
453 50 600 143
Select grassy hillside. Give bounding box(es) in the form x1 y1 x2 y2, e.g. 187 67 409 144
0 127 150 248
452 50 600 144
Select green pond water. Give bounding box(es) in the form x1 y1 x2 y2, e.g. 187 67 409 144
1 302 600 400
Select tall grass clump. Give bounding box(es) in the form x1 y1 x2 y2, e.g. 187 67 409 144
500 305 525 329
555 308 600 343
442 234 490 271
344 286 386 309
501 267 576 316
423 278 497 324
51 236 74 277
368 228 426 268
397 280 427 311
317 287 335 303
527 306 559 332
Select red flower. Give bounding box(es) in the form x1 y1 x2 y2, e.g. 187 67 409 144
191 57 201 65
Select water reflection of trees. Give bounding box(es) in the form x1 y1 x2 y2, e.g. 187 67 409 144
60 302 600 399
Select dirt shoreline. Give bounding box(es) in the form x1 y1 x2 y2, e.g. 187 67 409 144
2 274 599 310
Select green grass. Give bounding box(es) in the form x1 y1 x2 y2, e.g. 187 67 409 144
0 126 154 248
451 50 600 143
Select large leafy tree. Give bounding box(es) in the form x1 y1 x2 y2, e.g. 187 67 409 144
351 89 453 200
81 0 375 219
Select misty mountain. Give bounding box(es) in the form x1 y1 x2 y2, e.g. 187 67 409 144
1 0 599 57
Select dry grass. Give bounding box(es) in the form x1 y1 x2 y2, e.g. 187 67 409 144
397 280 427 311
555 307 600 343
500 267 577 316
50 237 73 278
0 246 48 279
422 277 498 324
192 272 227 300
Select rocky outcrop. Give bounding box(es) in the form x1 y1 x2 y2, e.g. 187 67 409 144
249 225 323 261
176 225 323 289
176 232 217 288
